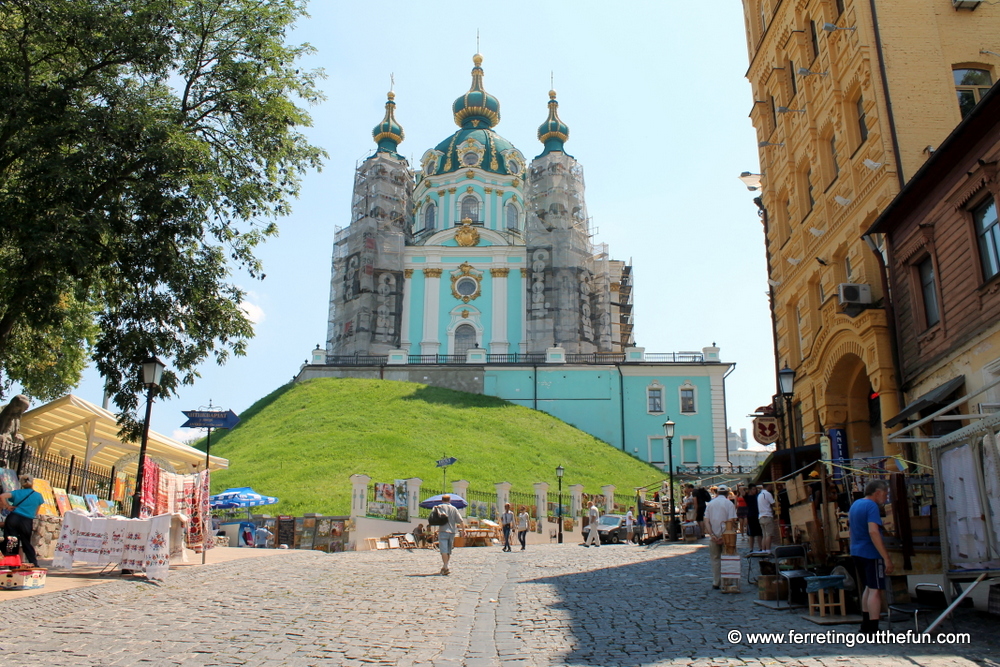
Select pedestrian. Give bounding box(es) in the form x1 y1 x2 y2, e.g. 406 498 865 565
735 486 748 534
636 511 646 544
705 484 737 590
254 524 273 548
517 506 530 551
745 483 762 552
0 474 44 566
625 506 635 544
583 501 601 547
757 483 777 551
850 480 894 636
413 523 426 548
682 484 696 521
500 502 515 552
435 494 464 575
694 485 712 537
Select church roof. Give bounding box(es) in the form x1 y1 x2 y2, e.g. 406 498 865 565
537 89 571 157
372 91 404 155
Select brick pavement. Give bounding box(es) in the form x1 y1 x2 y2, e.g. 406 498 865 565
1 541 997 667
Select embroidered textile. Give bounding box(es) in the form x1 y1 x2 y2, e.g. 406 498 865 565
53 513 178 580
140 459 160 519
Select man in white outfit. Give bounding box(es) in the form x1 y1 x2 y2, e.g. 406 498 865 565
705 484 737 590
584 501 601 547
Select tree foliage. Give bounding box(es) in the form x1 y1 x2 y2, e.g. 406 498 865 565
0 0 324 437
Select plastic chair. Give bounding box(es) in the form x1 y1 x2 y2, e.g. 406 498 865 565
888 583 954 632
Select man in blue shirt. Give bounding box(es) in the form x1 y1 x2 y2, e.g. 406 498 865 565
1 474 45 565
849 479 894 636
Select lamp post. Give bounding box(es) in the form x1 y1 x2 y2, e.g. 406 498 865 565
663 419 680 541
556 465 564 544
130 356 166 519
778 365 798 472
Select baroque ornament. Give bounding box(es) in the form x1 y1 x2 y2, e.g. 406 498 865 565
454 218 480 247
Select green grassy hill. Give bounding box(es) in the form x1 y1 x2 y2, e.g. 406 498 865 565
203 377 664 516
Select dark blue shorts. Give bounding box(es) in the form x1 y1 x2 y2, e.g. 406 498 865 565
852 555 887 590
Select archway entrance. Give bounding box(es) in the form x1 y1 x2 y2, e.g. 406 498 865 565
824 353 883 459
454 324 477 356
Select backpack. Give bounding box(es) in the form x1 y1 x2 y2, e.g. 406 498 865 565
428 505 448 526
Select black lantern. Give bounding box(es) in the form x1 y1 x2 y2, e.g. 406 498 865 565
131 356 166 518
556 465 564 544
663 419 680 541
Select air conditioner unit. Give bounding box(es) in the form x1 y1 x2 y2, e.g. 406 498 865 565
837 283 872 305
952 0 982 9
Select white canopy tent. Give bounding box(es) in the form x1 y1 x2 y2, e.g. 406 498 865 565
16 394 229 474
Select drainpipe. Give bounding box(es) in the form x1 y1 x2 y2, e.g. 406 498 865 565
869 0 906 188
532 364 538 411
754 196 782 395
617 364 626 451
863 234 906 411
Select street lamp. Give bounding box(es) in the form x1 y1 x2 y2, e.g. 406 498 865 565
778 365 798 471
556 465 564 544
131 356 166 519
663 419 680 542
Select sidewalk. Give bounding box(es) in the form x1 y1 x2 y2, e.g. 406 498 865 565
0 546 288 602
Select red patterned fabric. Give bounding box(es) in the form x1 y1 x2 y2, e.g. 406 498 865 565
139 459 160 519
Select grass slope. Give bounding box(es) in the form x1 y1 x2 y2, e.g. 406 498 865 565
205 377 664 516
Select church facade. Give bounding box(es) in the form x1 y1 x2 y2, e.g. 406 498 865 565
303 55 738 472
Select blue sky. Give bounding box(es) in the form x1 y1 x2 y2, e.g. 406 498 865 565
68 1 774 447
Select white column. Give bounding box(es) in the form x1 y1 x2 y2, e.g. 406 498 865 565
490 268 510 354
406 477 423 519
520 268 528 354
421 268 442 355
601 484 616 514
452 479 470 500
533 482 549 533
569 484 584 521
495 481 511 519
400 269 412 352
350 474 371 520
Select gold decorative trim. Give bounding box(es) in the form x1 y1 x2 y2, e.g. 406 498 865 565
437 190 445 196
466 169 475 179
454 219 481 247
520 268 528 277
448 187 456 194
424 268 443 278
490 268 510 277
461 309 470 319
484 187 493 194
450 261 483 302
512 178 520 188
511 194 518 202
404 269 413 278
466 185 474 193
425 181 433 189
496 189 504 196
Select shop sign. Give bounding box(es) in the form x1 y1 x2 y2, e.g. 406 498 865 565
752 416 779 445
829 428 847 480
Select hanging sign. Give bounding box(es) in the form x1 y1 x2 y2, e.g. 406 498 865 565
752 416 780 445
829 428 848 480
181 409 240 430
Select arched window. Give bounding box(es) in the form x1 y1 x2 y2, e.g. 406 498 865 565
954 68 994 118
505 203 519 230
454 324 477 356
424 203 436 231
460 196 479 222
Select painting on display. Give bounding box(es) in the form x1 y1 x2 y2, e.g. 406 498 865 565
68 495 88 512
53 488 72 515
97 499 117 516
113 473 126 502
84 494 100 512
367 502 395 520
374 483 395 504
393 479 408 508
31 478 59 516
0 468 19 495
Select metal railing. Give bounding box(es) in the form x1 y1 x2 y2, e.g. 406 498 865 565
0 440 122 500
509 490 536 516
464 488 497 520
319 352 709 366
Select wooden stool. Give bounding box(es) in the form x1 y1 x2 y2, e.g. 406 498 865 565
808 586 847 617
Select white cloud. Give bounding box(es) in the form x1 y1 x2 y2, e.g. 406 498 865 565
172 428 200 444
240 300 265 324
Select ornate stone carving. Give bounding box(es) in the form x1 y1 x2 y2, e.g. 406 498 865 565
490 268 510 277
521 268 528 277
454 219 480 247
450 262 483 303
424 268 443 278
404 269 413 278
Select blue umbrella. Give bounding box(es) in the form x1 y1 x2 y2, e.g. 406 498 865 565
210 487 279 518
419 493 468 509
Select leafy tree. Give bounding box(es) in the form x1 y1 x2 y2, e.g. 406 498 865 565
0 0 325 437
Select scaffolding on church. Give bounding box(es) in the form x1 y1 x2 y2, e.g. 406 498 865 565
327 153 413 356
524 152 617 353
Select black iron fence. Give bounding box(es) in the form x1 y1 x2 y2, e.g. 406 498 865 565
0 439 122 500
464 487 497 520
509 490 536 517
316 352 707 367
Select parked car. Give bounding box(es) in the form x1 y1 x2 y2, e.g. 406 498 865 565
582 514 630 544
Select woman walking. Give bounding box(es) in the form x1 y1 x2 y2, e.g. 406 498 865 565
517 506 530 551
501 502 515 552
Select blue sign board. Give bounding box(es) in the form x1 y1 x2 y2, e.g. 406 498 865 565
181 409 240 430
436 456 457 468
828 428 847 481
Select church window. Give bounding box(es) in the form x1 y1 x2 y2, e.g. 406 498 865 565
424 203 436 231
680 385 696 414
454 324 477 356
954 68 993 119
461 196 479 222
506 203 519 230
647 386 663 413
455 277 478 297
463 151 480 166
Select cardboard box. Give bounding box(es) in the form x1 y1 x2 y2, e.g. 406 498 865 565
0 567 46 590
786 477 808 505
757 574 789 601
789 502 815 528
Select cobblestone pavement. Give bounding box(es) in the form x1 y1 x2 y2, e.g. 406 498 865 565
2 541 997 667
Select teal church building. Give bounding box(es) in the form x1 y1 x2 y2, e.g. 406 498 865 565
299 55 736 472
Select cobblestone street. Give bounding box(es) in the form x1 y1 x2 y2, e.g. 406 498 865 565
2 542 997 667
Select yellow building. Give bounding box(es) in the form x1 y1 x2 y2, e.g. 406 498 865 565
741 0 999 460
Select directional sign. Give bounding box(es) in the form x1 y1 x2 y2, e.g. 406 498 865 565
436 456 457 468
181 409 240 430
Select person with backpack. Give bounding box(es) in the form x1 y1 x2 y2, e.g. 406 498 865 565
500 502 515 552
428 494 464 575
0 474 44 566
